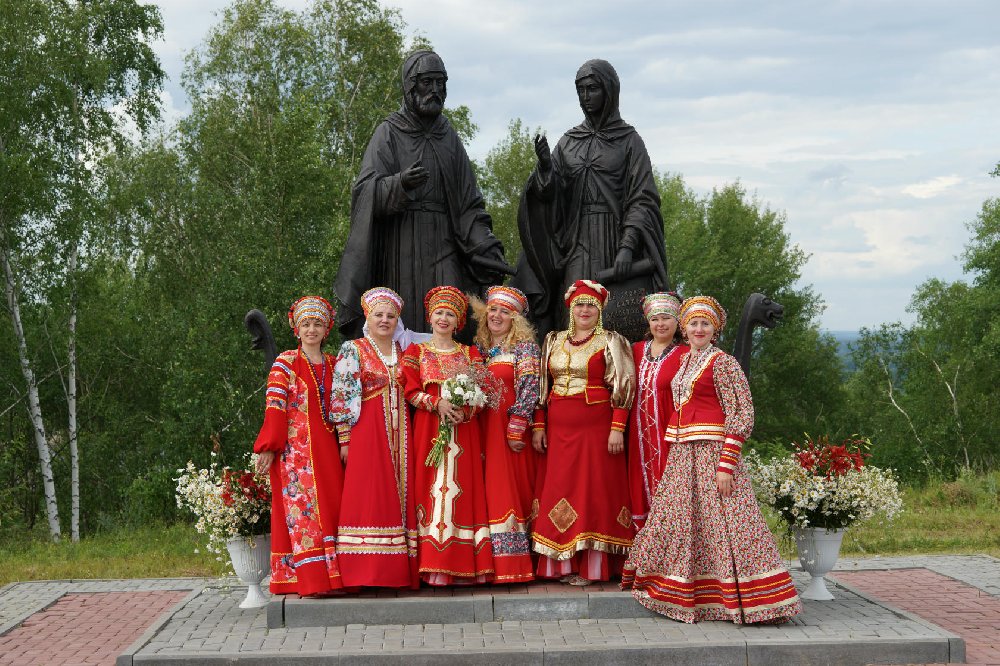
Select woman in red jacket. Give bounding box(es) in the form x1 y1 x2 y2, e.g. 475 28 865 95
622 296 801 623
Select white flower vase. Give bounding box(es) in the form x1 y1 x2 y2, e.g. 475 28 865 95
226 533 271 609
793 527 845 601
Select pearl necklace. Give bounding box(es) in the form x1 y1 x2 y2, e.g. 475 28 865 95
365 333 398 367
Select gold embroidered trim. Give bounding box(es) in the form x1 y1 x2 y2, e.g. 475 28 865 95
617 506 632 529
548 498 578 533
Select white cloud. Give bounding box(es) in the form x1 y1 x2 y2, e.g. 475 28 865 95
902 176 962 199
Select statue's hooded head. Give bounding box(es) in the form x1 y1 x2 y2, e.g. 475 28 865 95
402 50 448 119
574 59 622 130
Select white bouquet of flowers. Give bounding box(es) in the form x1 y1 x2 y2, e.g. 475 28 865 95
425 373 489 467
745 435 903 532
175 452 271 571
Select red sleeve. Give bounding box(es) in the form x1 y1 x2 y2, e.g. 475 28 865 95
253 354 294 453
403 344 438 412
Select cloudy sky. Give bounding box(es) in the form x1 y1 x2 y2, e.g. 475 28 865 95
151 0 999 331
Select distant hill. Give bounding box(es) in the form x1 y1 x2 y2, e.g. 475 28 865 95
826 330 861 373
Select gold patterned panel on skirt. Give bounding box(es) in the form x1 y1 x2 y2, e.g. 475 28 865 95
617 506 632 529
528 498 540 522
548 498 578 533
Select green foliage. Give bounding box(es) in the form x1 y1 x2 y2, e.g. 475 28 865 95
659 174 847 444
478 118 539 259
844 174 1000 481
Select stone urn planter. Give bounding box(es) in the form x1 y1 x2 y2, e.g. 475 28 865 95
792 527 845 601
226 533 271 609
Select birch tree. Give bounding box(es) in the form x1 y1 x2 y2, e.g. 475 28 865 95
0 0 163 541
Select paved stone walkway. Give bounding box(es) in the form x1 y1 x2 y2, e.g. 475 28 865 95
832 565 1000 665
0 556 996 664
0 591 190 665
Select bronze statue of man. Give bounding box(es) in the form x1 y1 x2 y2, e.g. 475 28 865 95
334 50 509 337
512 59 669 339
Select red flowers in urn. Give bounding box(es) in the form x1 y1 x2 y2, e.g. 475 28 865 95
794 434 870 479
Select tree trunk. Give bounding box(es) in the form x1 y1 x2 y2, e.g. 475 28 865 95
68 243 80 542
1 241 61 541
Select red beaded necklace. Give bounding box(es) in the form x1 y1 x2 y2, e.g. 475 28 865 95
301 347 336 434
567 329 597 347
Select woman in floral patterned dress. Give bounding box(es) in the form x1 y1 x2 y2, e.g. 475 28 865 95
627 292 687 532
473 286 542 583
531 280 635 585
402 286 497 585
253 296 345 596
621 296 802 623
330 287 419 589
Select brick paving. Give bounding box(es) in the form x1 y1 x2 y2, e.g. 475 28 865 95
0 591 189 665
832 567 1000 665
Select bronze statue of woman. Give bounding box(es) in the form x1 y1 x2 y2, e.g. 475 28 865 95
512 59 669 338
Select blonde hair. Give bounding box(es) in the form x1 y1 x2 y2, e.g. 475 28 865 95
469 294 538 350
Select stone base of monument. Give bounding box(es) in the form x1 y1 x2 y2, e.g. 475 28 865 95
270 585 656 629
234 572 964 666
115 569 964 665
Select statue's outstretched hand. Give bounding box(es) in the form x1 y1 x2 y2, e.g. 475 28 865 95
534 133 552 173
400 160 429 191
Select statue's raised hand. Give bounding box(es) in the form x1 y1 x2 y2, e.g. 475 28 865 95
400 160 429 191
534 133 552 173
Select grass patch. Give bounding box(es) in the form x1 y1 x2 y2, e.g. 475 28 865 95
0 523 222 586
1 472 997 584
767 470 1000 559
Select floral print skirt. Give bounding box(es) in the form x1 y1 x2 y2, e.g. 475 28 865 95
621 440 802 624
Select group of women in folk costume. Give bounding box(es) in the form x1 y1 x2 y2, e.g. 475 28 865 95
254 282 802 624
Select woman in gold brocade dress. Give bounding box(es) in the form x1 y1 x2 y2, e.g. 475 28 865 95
531 279 635 585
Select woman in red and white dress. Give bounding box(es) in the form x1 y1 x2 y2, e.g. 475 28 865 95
622 296 802 623
531 280 635 585
473 286 542 583
253 296 345 596
330 287 419 589
627 292 686 532
402 286 497 585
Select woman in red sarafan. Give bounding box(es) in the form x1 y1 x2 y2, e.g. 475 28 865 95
402 286 497 585
622 296 802 623
627 292 687 532
472 285 542 584
330 287 419 589
253 296 345 596
531 280 636 586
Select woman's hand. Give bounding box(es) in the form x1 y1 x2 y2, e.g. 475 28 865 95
507 438 526 453
716 471 733 498
340 446 349 464
254 451 275 475
437 398 463 424
532 430 547 453
607 430 624 455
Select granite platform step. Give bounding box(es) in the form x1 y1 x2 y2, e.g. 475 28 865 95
270 589 658 628
123 574 966 665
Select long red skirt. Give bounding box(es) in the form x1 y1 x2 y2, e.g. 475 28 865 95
531 395 632 581
412 384 494 585
482 362 539 583
336 393 418 588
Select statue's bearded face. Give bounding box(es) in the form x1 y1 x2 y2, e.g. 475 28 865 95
411 72 447 118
